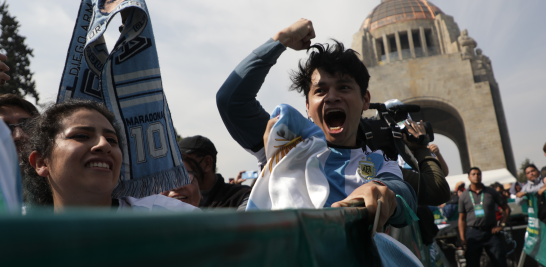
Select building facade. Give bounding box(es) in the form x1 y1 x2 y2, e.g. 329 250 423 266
352 0 516 175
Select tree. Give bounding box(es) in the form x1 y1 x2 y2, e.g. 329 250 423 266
517 158 533 183
0 1 38 103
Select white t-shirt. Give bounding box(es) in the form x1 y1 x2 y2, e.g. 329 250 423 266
118 194 201 212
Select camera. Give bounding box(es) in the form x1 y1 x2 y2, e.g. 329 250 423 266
398 120 434 145
358 100 434 167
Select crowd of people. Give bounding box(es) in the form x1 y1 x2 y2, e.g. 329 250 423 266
0 16 545 266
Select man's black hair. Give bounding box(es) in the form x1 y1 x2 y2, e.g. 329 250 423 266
468 167 481 175
524 164 539 173
290 39 370 101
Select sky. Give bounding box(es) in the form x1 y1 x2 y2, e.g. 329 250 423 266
5 0 546 184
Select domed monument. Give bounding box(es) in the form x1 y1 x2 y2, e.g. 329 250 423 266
352 0 516 175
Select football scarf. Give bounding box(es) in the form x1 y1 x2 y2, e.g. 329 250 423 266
57 0 189 198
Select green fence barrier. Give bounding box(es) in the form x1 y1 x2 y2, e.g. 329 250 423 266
0 207 385 267
523 194 546 265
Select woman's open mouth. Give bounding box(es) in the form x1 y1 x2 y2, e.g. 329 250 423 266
324 109 346 134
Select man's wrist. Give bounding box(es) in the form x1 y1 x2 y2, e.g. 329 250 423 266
272 30 291 47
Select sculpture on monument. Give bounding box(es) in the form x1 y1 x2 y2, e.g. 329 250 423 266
458 29 477 60
475 48 492 72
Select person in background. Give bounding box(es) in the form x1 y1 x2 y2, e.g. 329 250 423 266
509 182 523 199
443 181 465 221
229 171 246 185
459 167 510 267
20 99 198 212
398 121 450 206
178 135 251 210
491 182 505 198
515 164 544 206
428 143 449 176
0 94 39 156
161 156 203 207
491 182 507 222
541 166 546 183
502 183 511 199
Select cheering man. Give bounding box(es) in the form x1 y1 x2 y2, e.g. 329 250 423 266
216 19 416 230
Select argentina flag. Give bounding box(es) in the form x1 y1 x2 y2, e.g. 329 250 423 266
246 104 403 211
57 0 189 198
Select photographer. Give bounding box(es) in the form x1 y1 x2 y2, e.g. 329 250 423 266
396 119 450 246
397 119 450 206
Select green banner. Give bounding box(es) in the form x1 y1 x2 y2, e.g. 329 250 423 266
0 207 384 267
523 194 546 265
386 200 449 267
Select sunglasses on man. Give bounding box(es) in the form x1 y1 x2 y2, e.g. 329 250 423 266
6 117 29 134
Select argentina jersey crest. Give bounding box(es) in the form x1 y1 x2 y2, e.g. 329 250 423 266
320 146 402 207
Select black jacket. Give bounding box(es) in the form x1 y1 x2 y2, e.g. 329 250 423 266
202 174 251 208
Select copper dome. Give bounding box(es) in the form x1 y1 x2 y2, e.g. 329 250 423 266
361 0 443 31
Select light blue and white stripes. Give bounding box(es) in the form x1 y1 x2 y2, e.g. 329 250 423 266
57 0 189 198
246 104 403 211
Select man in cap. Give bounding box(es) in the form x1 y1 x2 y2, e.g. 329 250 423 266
178 135 251 210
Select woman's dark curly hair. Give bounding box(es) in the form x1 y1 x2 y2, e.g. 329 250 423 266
20 99 122 206
289 39 370 101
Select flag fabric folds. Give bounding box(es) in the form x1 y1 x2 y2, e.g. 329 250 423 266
246 104 329 211
57 0 189 198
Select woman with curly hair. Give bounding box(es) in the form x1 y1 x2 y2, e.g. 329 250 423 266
21 99 198 212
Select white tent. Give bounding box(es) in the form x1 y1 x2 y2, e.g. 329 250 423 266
445 168 517 191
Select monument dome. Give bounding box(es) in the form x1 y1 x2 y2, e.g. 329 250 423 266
351 1 517 175
361 0 443 31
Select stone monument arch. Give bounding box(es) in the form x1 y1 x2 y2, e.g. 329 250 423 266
352 0 516 175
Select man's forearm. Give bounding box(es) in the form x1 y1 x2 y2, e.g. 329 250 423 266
458 216 466 241
402 147 450 206
435 152 449 176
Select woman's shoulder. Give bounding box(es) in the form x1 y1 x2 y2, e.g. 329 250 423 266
118 194 201 212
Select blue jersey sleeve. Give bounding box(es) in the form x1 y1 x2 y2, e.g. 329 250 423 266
216 39 286 157
374 175 418 228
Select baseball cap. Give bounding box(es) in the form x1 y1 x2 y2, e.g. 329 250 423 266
178 135 217 158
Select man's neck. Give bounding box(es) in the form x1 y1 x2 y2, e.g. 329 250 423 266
201 172 217 191
327 138 361 149
470 183 483 192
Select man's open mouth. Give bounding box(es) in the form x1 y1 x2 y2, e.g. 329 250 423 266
324 109 346 133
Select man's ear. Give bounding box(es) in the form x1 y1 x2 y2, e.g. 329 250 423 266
362 90 371 111
29 151 49 178
305 99 311 117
